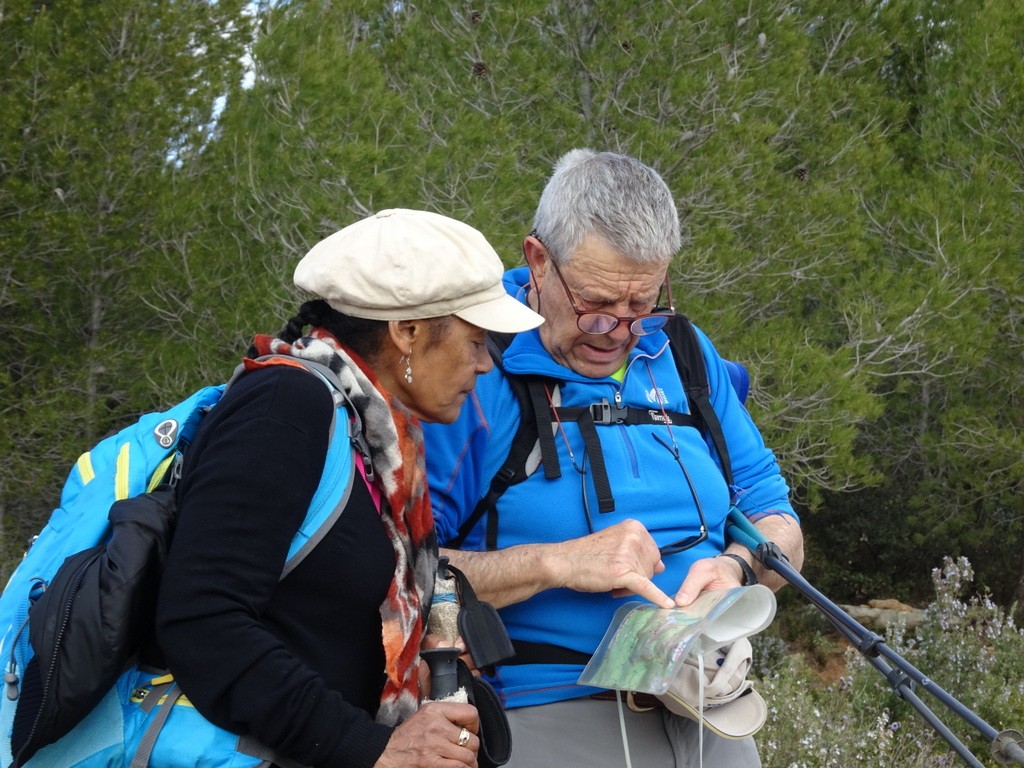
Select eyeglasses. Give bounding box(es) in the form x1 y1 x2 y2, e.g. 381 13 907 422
533 231 673 337
650 434 709 555
578 432 708 557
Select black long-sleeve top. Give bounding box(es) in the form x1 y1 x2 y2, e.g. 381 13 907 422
156 365 396 767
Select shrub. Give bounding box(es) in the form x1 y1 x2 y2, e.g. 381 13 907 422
756 556 1024 768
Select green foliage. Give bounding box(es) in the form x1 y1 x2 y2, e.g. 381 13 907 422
2 0 1023 618
177 0 430 366
366 0 909 502
0 0 250 574
806 0 1024 609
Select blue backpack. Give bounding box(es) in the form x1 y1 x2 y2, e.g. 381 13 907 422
0 358 360 768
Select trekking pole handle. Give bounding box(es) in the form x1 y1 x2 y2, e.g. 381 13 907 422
725 507 790 566
422 647 461 700
725 507 762 553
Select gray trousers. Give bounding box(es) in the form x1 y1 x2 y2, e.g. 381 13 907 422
504 697 761 768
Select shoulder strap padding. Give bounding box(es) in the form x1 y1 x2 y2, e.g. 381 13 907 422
664 314 734 487
229 355 361 576
447 334 547 550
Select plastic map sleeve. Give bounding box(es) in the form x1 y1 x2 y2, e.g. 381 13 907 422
577 585 776 694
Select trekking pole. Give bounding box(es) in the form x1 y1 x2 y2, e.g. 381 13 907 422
425 557 463 701
726 509 1024 768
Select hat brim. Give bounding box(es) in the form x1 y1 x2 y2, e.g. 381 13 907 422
455 293 544 334
659 686 767 740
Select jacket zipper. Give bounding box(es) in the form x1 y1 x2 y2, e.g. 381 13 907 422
611 389 641 478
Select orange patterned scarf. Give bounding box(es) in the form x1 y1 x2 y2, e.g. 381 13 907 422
249 329 438 726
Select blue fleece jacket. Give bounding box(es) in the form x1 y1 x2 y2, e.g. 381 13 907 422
422 268 795 708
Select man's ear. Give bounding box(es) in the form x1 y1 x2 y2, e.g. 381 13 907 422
522 235 548 293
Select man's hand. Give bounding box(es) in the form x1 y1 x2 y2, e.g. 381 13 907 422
554 519 675 608
673 512 805 605
673 554 748 606
441 518 675 609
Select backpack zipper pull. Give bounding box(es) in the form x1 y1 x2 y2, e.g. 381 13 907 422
5 613 31 701
350 430 374 483
167 453 184 488
5 663 20 701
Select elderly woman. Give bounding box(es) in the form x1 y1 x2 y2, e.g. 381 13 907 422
155 209 542 768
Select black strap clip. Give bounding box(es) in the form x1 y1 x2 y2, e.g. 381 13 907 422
589 398 630 425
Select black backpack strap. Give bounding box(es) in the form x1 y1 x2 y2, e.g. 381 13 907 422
554 402 695 429
448 316 736 550
527 380 561 481
573 409 615 513
447 380 536 549
503 639 591 667
665 314 734 487
447 334 549 550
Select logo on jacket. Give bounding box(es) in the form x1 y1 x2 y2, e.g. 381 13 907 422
644 387 669 405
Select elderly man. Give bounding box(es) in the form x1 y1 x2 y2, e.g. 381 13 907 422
422 149 804 767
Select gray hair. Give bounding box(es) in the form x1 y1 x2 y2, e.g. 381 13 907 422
532 149 681 265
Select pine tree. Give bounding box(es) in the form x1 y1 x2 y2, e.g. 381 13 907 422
0 0 250 573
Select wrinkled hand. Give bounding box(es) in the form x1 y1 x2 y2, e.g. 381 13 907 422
673 554 746 606
374 701 479 768
553 519 674 609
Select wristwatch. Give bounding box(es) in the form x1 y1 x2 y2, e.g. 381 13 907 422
717 552 758 586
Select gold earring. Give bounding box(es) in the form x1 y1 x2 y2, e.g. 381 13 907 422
404 354 413 384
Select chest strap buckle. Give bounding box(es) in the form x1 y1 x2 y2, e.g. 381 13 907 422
590 399 630 425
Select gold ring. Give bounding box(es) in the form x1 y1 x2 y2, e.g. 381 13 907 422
457 727 471 747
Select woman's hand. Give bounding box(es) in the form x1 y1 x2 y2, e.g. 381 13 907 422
374 701 479 768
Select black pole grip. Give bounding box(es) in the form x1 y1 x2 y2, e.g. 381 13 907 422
422 647 461 700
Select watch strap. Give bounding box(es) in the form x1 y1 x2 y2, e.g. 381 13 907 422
717 552 758 586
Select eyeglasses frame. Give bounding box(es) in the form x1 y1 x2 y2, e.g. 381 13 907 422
529 230 674 338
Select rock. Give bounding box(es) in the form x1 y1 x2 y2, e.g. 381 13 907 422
868 598 916 612
840 602 925 631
